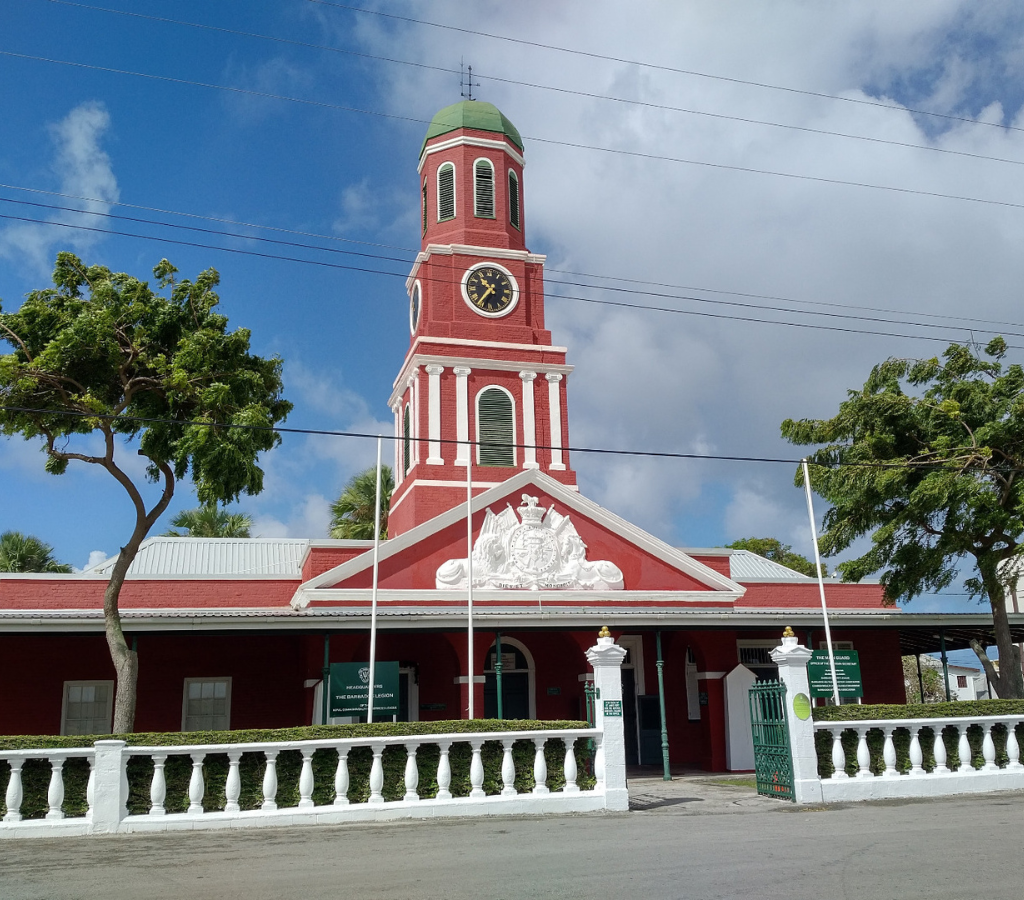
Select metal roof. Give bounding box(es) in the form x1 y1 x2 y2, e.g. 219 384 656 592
84 538 310 578
726 550 814 581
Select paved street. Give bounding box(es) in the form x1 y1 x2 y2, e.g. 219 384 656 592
3 777 1023 900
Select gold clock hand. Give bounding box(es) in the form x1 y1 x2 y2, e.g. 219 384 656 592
478 283 496 303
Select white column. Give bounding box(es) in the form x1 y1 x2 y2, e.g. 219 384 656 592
770 631 824 804
454 366 471 466
520 371 538 469
89 740 127 834
425 364 444 465
586 631 629 811
546 373 565 470
408 367 421 466
392 402 402 485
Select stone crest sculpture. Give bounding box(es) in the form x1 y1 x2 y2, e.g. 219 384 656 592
436 495 624 590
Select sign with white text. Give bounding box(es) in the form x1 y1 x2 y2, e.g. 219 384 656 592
808 650 862 698
329 661 399 716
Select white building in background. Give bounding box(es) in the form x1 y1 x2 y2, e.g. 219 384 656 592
917 654 988 700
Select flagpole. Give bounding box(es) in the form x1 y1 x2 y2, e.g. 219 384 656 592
466 451 475 719
802 458 841 707
367 436 383 724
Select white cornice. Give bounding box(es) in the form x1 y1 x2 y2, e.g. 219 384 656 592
389 475 580 514
391 352 573 401
406 244 546 289
417 135 526 173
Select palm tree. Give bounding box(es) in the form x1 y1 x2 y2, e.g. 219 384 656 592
0 531 73 572
330 465 394 540
163 503 254 538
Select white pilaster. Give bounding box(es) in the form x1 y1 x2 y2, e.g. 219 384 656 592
586 632 629 811
770 632 824 804
546 373 565 471
392 403 402 485
425 364 444 465
408 367 421 466
520 371 538 469
454 366 471 466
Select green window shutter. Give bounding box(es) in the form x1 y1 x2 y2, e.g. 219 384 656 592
477 388 513 466
508 171 520 229
403 405 412 474
474 160 495 218
438 164 455 221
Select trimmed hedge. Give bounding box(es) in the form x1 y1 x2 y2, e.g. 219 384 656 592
0 720 595 821
811 700 1024 778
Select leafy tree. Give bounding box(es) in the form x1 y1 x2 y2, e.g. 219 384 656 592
0 252 291 731
164 503 253 537
0 530 72 573
902 655 949 704
726 536 818 577
330 464 393 540
781 339 1024 699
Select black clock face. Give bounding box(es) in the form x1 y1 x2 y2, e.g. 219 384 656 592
464 266 516 316
409 282 421 334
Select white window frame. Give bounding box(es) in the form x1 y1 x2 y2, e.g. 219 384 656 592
473 157 496 218
61 680 114 736
181 677 232 732
475 384 517 467
436 161 456 222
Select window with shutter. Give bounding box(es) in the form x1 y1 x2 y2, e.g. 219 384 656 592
476 387 514 466
474 159 495 218
437 163 455 221
508 170 520 229
422 180 427 233
404 405 412 474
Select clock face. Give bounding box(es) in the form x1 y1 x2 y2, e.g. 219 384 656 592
462 264 518 317
409 281 421 334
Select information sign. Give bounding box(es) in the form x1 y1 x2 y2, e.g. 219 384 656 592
603 700 623 717
329 661 400 716
808 650 863 698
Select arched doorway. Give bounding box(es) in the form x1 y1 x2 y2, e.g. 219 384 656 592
483 637 535 719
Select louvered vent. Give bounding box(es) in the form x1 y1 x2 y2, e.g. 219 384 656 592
474 160 495 218
508 171 520 229
421 182 427 234
403 405 412 474
477 388 513 466
437 164 455 221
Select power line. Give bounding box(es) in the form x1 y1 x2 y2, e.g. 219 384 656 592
4 208 1021 348
4 180 1022 334
4 49 1024 216
6 194 1021 340
36 0 1024 171
0 404 1014 473
308 0 1024 138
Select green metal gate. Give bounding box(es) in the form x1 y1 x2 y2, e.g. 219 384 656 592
748 680 795 801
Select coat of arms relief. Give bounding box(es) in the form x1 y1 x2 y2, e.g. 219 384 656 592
436 495 625 591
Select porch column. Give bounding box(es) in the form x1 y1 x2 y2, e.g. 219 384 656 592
519 371 538 469
454 366 471 466
425 364 444 465
546 373 565 470
770 629 823 804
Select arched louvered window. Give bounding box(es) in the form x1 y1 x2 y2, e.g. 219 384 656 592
421 180 427 234
474 159 495 218
403 404 412 474
508 170 520 230
476 387 514 466
437 163 455 221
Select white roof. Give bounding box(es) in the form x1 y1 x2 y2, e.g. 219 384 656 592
85 537 311 578
727 550 815 581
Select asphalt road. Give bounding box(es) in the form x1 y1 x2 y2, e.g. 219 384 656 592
3 782 1023 900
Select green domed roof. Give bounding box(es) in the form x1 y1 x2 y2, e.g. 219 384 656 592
420 101 523 156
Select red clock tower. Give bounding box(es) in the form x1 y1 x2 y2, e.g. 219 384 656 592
388 100 577 536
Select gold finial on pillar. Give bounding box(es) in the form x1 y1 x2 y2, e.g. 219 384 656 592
599 625 611 638
782 626 795 638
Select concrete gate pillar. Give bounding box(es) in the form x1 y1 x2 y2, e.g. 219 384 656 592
770 629 823 804
586 628 629 811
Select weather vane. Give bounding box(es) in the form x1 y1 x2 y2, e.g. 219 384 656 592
460 59 480 101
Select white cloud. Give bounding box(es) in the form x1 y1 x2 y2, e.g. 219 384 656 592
0 101 119 276
252 493 332 539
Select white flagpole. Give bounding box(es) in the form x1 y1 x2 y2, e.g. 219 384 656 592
467 449 475 719
802 458 841 707
367 436 383 724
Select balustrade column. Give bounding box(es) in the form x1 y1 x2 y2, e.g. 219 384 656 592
881 728 899 777
4 759 24 822
563 740 579 793
982 724 999 771
150 754 167 815
188 753 206 815
45 757 65 820
532 739 549 794
855 728 872 778
225 752 242 813
262 750 280 810
933 727 949 774
334 748 350 806
298 750 316 809
469 740 486 798
956 726 974 772
830 730 848 780
500 740 517 796
1007 722 1023 770
436 741 453 800
404 744 420 802
369 743 385 804
908 728 925 776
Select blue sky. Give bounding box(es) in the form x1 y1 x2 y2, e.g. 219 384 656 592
3 1 1024 650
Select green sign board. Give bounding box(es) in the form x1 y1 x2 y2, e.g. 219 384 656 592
808 650 863 698
329 661 400 716
603 700 623 718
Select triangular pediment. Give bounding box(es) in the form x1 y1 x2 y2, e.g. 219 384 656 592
291 471 743 608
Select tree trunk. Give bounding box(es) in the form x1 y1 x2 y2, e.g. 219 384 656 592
975 563 1024 699
104 529 148 733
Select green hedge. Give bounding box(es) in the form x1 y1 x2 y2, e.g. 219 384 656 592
0 720 595 821
811 701 1024 777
